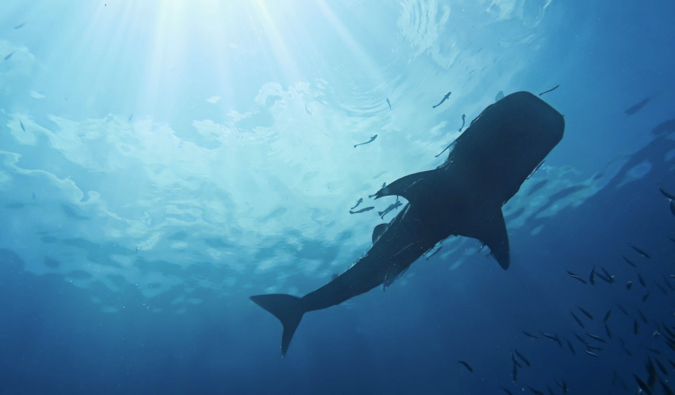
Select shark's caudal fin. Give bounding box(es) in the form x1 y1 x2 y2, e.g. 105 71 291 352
250 294 305 357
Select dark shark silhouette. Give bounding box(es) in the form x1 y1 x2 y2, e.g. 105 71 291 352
250 91 565 356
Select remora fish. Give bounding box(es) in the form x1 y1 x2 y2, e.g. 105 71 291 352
432 91 451 108
349 206 374 214
354 134 378 148
250 92 565 356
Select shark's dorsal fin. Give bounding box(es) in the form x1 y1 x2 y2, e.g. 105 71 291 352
372 223 388 244
374 170 435 203
462 207 510 270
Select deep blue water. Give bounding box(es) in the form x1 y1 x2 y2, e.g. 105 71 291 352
1 1 675 394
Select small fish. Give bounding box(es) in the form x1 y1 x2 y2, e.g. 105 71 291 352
556 380 569 393
599 266 614 283
589 266 596 285
538 85 559 96
574 333 589 345
349 206 374 214
660 379 674 395
642 345 662 355
13 22 25 29
354 135 378 148
655 281 668 296
622 255 637 268
630 244 651 259
639 273 647 287
512 361 518 382
500 387 514 395
432 92 451 109
20 120 25 131
638 309 649 324
624 97 650 115
128 114 133 122
633 374 653 395
616 303 629 315
642 291 650 302
458 114 466 132
578 307 594 320
586 332 607 344
566 339 576 354
659 185 675 200
457 360 473 372
541 332 562 347
621 347 633 357
528 386 545 395
350 198 363 210
386 98 391 110
626 281 633 290
3 52 14 61
655 358 669 376
379 200 403 219
585 350 599 358
664 275 674 291
567 271 587 284
634 319 640 335
603 322 612 339
522 330 540 339
514 349 530 367
511 354 523 369
570 311 585 328
586 344 603 352
603 309 612 323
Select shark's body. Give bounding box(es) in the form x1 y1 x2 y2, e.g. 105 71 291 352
251 91 565 356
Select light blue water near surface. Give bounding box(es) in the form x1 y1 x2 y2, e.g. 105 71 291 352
1 1 675 394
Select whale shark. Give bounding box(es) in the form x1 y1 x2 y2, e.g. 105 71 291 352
250 91 565 356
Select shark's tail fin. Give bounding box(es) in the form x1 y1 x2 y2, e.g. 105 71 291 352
250 294 305 357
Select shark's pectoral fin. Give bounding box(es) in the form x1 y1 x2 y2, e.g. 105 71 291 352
374 170 436 203
464 207 510 270
372 223 388 244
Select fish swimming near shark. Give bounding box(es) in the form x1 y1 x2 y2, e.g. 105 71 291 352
250 91 565 356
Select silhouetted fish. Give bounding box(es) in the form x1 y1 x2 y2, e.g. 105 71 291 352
570 311 585 328
354 135 377 148
538 85 559 97
624 98 650 115
432 92 451 109
514 349 531 367
659 185 675 200
349 206 374 214
578 307 593 320
566 339 576 354
622 255 637 267
522 330 540 339
458 360 473 372
630 244 651 259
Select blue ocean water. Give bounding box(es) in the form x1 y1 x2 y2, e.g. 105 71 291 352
1 1 675 393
